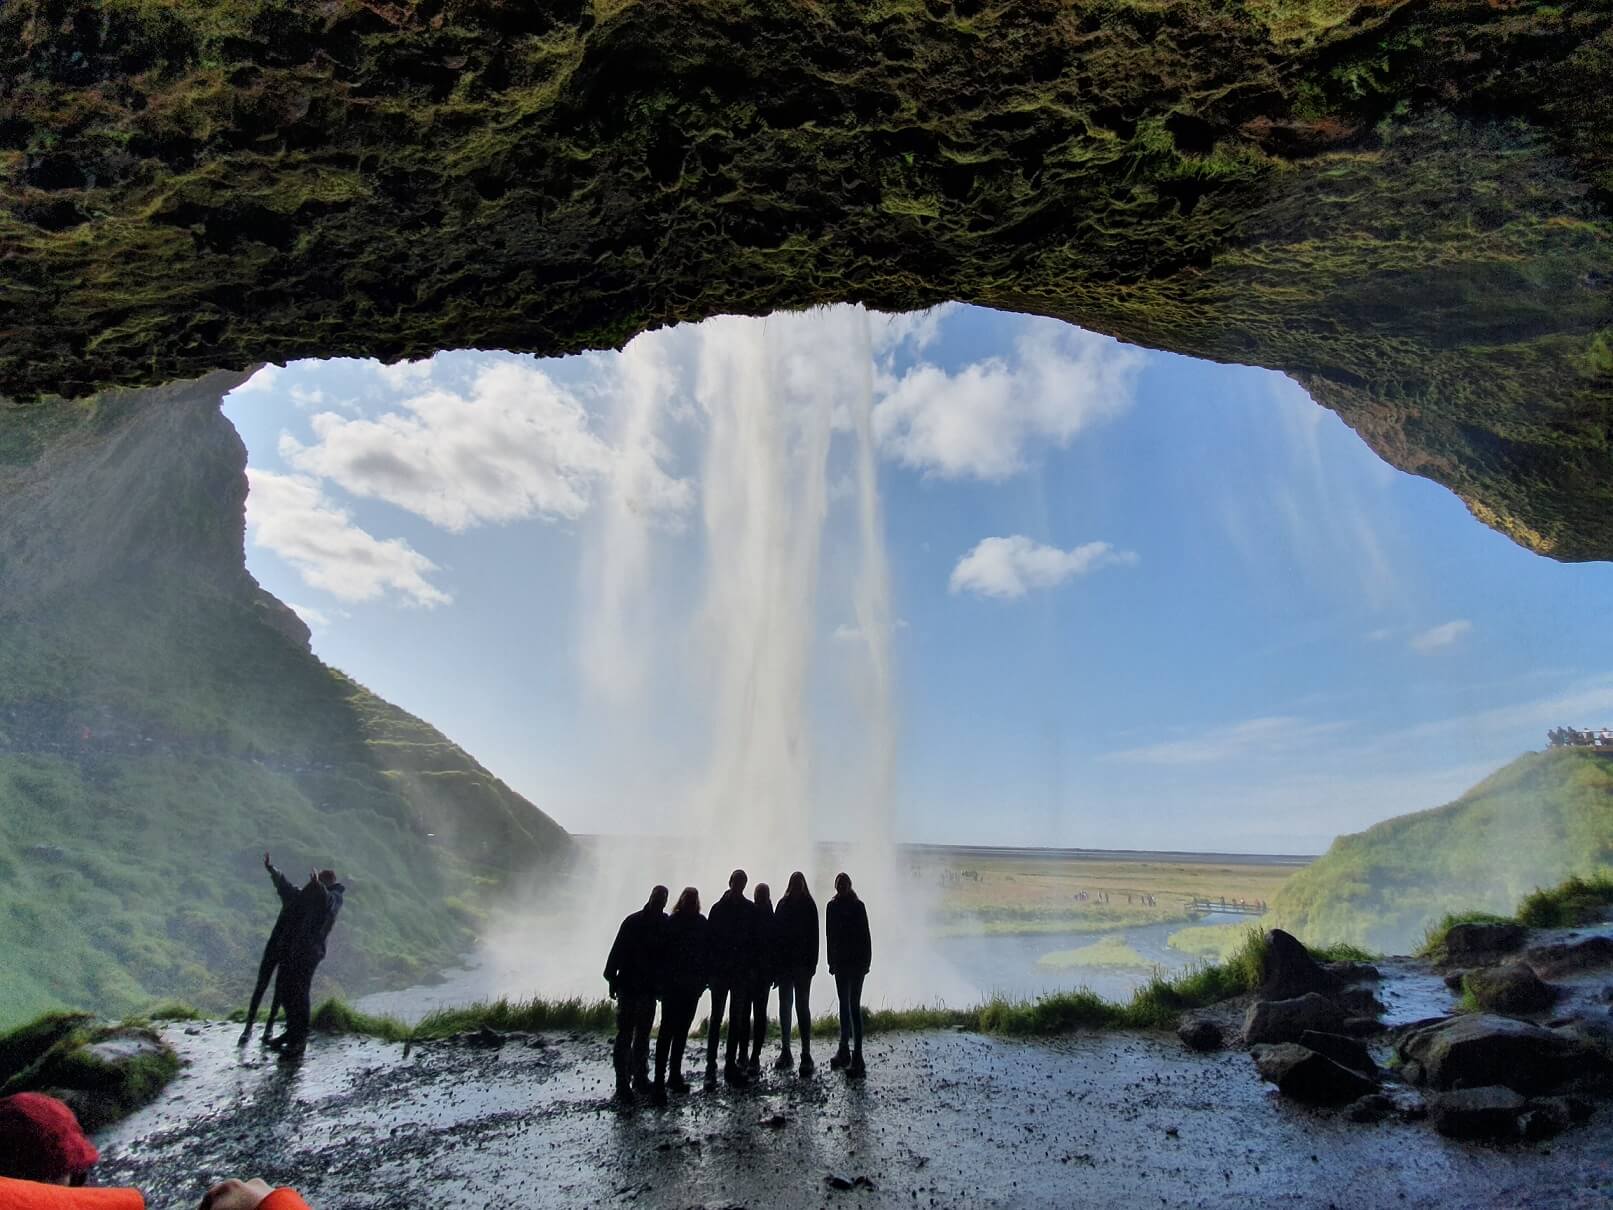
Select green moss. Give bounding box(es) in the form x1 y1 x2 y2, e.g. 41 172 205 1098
1516 872 1613 928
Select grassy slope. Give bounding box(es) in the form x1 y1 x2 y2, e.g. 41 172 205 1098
0 375 570 1028
1270 748 1613 954
0 2 1609 556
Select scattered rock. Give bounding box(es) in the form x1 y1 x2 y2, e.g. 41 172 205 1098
1429 1086 1526 1140
1442 923 1526 965
1250 1043 1377 1105
1244 994 1349 1045
1347 1092 1395 1123
1398 1013 1597 1094
1525 936 1613 978
1341 1017 1386 1038
1298 1030 1377 1075
1177 1015 1224 1052
1334 987 1386 1017
1465 963 1557 1014
467 1026 504 1049
763 1113 789 1128
1323 961 1381 983
824 1174 875 1192
1261 930 1344 1001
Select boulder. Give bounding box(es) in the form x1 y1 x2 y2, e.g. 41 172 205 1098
1323 961 1381 983
1521 1097 1573 1141
1346 1092 1395 1123
1525 936 1613 979
1 1025 179 1130
1397 1013 1595 1094
1334 987 1387 1017
1464 964 1556 1014
1428 1086 1526 1140
1244 994 1349 1045
1298 1030 1378 1075
1251 1044 1377 1105
1177 1015 1224 1053
1442 922 1526 965
1260 930 1343 1001
1342 1016 1387 1038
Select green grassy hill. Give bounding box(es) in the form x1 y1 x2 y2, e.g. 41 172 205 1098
0 373 570 1027
1271 748 1613 954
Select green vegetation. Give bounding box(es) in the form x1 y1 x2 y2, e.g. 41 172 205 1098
1417 912 1514 960
1 0 1609 558
1037 937 1153 970
1272 749 1613 954
1167 922 1254 962
310 995 616 1043
0 1012 179 1129
1516 872 1613 928
0 376 571 1029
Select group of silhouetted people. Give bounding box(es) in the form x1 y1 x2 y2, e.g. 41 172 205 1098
603 868 872 1105
237 852 345 1061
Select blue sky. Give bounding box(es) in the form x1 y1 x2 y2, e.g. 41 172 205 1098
223 303 1613 854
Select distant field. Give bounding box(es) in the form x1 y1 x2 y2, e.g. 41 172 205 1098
914 848 1301 937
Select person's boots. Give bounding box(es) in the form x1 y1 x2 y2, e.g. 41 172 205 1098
669 1070 690 1095
773 1047 794 1071
704 1060 718 1089
847 1049 866 1079
830 1043 850 1070
724 1060 750 1087
747 1048 762 1077
651 1077 668 1107
632 1071 653 1097
798 1048 815 1077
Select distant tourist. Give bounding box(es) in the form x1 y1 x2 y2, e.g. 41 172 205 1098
652 886 707 1105
772 870 820 1076
747 882 776 1076
0 1091 312 1208
603 884 669 1104
705 869 757 1087
266 867 346 1062
826 872 871 1078
238 852 301 1047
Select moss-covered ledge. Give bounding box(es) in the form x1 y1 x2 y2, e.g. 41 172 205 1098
1 2 1610 557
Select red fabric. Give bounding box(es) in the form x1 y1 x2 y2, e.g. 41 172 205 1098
0 1095 99 1182
258 1191 311 1210
0 1176 144 1210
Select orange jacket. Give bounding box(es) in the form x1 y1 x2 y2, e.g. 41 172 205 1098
0 1178 310 1210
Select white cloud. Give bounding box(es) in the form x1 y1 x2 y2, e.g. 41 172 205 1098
230 364 281 395
289 385 327 408
244 469 451 608
1409 619 1472 653
285 602 332 628
873 319 1142 479
281 359 692 533
1104 716 1350 766
371 358 435 390
870 304 956 357
949 535 1137 599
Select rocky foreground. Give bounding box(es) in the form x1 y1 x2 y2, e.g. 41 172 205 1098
74 921 1613 1208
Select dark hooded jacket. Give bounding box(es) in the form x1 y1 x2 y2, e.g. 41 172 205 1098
604 903 667 996
705 888 757 983
752 895 777 985
283 878 345 967
825 893 871 977
772 891 819 973
262 862 303 960
657 909 708 1000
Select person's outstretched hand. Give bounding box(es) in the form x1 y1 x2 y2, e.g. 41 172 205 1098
200 1177 274 1210
263 851 272 870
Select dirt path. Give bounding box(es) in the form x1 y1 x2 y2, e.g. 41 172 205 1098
92 1021 1613 1209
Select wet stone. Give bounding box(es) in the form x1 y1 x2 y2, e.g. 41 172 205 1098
1525 937 1613 979
1347 1093 1395 1123
1442 923 1526 965
1465 964 1557 1014
1429 1086 1526 1140
1244 994 1349 1045
1398 1013 1594 1095
1261 930 1344 1001
1251 1044 1378 1106
1177 1015 1224 1053
1297 1030 1377 1075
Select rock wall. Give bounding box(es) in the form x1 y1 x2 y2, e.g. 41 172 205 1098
0 375 571 1024
0 1 1610 557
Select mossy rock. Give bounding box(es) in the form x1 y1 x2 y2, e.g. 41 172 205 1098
0 1021 179 1129
0 1011 95 1086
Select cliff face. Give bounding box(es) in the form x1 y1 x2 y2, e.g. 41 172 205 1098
0 2 1609 558
0 375 570 1025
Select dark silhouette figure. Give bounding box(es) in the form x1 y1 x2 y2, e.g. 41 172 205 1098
705 869 756 1087
773 870 819 1076
238 851 300 1047
826 871 871 1078
747 881 775 1074
604 884 669 1103
266 868 345 1061
652 886 707 1106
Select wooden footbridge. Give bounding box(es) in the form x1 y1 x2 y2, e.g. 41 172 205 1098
1187 898 1268 916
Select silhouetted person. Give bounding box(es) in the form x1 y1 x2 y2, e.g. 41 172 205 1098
604 884 669 1103
266 868 345 1062
705 869 756 1087
826 871 871 1078
652 886 707 1106
238 852 300 1047
773 870 819 1076
747 882 775 1075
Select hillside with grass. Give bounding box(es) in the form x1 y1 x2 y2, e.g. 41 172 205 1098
0 372 571 1027
1270 748 1613 954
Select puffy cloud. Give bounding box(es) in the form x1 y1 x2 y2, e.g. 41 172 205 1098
1410 619 1472 653
948 535 1137 599
230 364 281 395
244 470 450 608
873 319 1142 479
281 359 692 533
285 602 332 628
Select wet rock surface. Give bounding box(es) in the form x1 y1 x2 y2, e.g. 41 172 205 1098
1464 964 1558 1015
91 1022 1613 1208
1243 993 1348 1045
1442 923 1527 965
1250 1043 1377 1106
1397 1014 1599 1096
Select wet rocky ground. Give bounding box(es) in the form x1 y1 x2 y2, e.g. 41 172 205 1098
95 1006 1613 1209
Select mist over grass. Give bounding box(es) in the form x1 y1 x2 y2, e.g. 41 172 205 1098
1271 749 1613 953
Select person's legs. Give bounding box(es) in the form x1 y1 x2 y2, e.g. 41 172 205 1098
726 984 751 1077
705 984 729 1081
749 980 768 1066
612 996 636 1097
654 1000 674 1087
796 969 813 1065
832 972 852 1065
664 995 695 1090
777 976 795 1064
239 947 279 1044
278 958 314 1058
630 993 655 1091
847 972 866 1077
